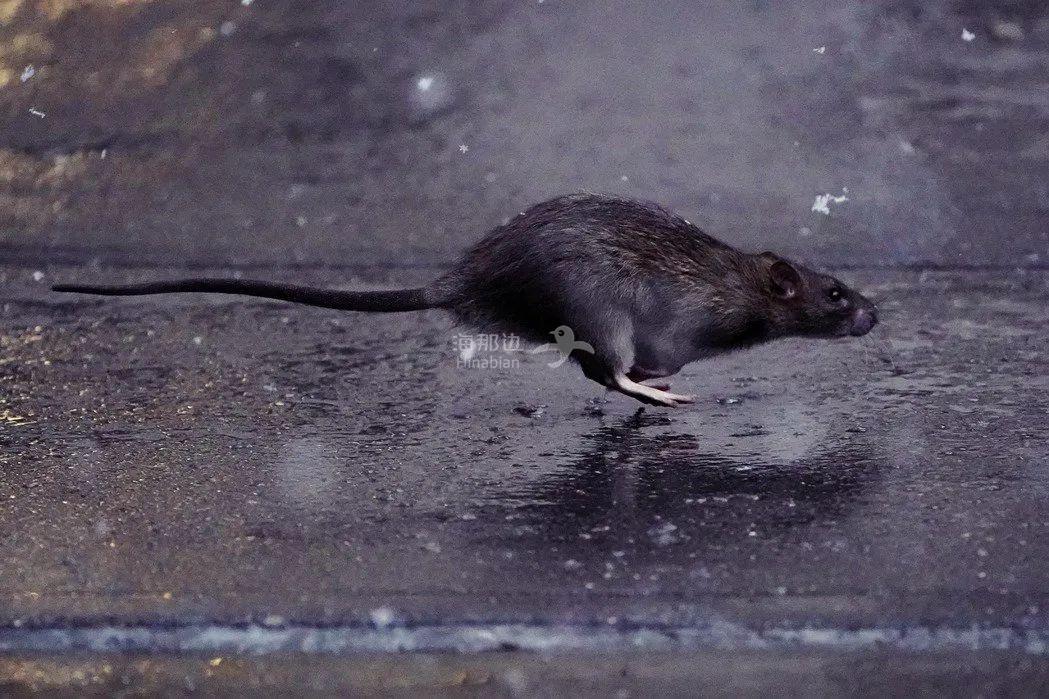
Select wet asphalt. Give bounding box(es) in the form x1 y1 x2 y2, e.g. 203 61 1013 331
2 268 1047 644
2 0 1049 693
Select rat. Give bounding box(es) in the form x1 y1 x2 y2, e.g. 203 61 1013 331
53 193 878 406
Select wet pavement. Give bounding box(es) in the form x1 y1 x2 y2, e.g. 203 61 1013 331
3 0 1049 692
1 266 1047 654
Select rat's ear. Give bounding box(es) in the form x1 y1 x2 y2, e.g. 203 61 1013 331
769 259 802 298
759 251 781 262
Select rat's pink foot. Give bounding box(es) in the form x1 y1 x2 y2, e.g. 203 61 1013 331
613 374 694 407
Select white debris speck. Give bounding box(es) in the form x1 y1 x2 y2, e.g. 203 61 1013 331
812 189 849 215
220 21 236 36
241 0 253 5
193 336 203 346
798 226 813 238
423 540 442 554
409 72 453 117
28 108 45 118
369 606 397 629
20 65 35 82
563 559 582 570
813 46 826 54
295 215 307 227
961 28 976 42
31 270 45 282
100 149 107 159
458 143 469 153
620 175 629 182
261 614 285 627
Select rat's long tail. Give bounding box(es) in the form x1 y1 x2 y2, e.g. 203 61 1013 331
52 279 438 313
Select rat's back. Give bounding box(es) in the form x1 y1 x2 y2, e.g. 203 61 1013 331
435 193 749 340
468 193 734 269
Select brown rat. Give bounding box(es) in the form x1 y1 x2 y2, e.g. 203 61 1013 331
53 193 878 406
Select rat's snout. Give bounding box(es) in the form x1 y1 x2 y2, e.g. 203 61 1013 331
849 301 878 336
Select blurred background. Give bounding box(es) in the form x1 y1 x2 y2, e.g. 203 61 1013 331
0 0 1046 270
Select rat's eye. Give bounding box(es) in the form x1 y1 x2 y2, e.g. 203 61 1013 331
826 287 843 302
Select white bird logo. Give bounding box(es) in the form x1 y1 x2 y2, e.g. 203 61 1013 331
528 325 595 367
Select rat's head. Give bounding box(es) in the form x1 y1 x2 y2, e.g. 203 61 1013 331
756 252 877 339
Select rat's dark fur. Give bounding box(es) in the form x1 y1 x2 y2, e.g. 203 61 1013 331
54 193 878 406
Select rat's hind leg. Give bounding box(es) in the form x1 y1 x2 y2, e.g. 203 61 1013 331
626 366 675 392
612 374 694 407
574 323 694 407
